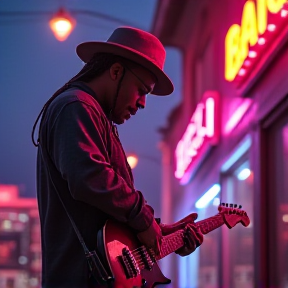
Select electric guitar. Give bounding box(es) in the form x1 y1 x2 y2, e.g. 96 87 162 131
98 203 250 288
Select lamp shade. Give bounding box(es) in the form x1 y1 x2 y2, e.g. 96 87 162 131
127 154 138 169
49 8 76 41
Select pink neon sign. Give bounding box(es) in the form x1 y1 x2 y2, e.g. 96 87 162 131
175 91 220 184
224 99 252 134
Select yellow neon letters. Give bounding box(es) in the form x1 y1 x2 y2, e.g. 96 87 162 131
225 24 242 81
225 0 287 81
267 0 287 13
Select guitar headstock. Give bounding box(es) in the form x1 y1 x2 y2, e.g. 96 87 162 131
218 203 250 229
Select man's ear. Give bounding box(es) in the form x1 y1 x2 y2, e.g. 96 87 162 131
109 63 124 80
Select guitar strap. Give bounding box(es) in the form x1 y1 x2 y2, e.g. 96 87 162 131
38 144 114 286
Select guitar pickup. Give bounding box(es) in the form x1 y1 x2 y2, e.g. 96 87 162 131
120 247 140 279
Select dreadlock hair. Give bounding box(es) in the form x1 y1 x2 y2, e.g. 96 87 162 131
32 53 132 147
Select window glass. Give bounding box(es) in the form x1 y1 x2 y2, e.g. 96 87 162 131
197 202 220 288
269 121 288 287
221 159 254 288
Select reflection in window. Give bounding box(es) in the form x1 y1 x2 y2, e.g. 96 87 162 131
272 122 288 286
197 201 220 288
221 159 254 288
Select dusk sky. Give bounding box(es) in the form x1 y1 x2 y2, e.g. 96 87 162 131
0 0 182 216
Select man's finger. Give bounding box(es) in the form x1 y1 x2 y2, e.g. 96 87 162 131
185 225 203 248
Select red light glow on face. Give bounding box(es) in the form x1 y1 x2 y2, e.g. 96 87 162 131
175 91 220 181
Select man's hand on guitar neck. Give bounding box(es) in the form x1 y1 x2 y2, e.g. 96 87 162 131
175 223 204 256
137 218 162 256
136 213 204 257
160 212 204 257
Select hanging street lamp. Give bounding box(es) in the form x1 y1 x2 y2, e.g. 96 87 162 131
49 8 76 41
127 154 139 169
0 7 140 42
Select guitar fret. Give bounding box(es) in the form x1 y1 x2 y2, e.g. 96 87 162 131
158 230 184 260
157 214 225 260
104 205 250 285
197 214 224 234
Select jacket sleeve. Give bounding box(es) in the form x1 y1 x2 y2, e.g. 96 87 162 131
47 100 154 232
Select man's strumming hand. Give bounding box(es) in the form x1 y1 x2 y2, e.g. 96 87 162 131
137 218 162 256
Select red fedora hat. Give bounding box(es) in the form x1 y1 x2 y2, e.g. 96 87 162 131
76 26 174 96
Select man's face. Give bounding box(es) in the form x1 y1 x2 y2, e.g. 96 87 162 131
111 65 156 124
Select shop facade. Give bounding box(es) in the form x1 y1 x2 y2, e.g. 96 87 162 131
152 0 288 287
0 185 41 288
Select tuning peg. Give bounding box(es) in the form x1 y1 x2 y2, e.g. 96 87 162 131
229 203 233 207
226 203 229 207
234 204 238 208
221 203 225 206
239 205 242 209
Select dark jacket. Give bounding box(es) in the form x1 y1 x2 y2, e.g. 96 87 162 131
37 82 154 287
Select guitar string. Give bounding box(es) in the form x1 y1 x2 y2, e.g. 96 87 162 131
128 210 231 271
130 232 186 269
129 206 247 271
130 230 196 270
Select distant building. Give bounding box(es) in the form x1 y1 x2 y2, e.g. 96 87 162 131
0 185 41 288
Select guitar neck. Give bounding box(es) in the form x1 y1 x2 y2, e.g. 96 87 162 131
157 214 224 260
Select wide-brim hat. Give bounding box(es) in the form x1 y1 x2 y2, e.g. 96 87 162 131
76 26 174 96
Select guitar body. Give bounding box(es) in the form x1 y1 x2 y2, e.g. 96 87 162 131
97 204 250 288
101 220 171 288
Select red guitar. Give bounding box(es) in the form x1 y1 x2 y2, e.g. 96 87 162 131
98 203 250 288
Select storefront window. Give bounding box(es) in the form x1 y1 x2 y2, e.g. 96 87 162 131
221 158 254 288
197 202 220 288
267 119 288 287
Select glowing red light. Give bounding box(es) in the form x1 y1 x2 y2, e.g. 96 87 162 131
224 99 252 134
0 185 19 202
281 9 288 17
258 37 266 45
225 0 288 82
244 60 251 66
239 68 246 76
206 98 215 137
175 92 219 181
267 24 276 32
49 8 76 41
248 51 257 58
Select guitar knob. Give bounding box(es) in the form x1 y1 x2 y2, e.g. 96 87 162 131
234 204 238 208
221 203 225 206
239 205 242 209
229 203 233 207
226 203 229 207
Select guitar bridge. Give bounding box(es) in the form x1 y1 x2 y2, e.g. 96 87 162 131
139 246 155 271
121 247 140 279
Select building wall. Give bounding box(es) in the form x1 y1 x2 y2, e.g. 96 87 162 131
157 0 288 287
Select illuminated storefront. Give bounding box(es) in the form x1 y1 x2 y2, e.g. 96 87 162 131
152 0 288 287
0 185 41 288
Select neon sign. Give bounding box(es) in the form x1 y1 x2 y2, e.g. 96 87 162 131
225 0 288 82
175 91 220 184
224 99 252 134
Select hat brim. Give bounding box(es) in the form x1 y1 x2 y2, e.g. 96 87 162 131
76 42 174 96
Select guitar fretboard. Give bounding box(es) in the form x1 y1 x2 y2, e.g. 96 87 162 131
157 214 224 260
